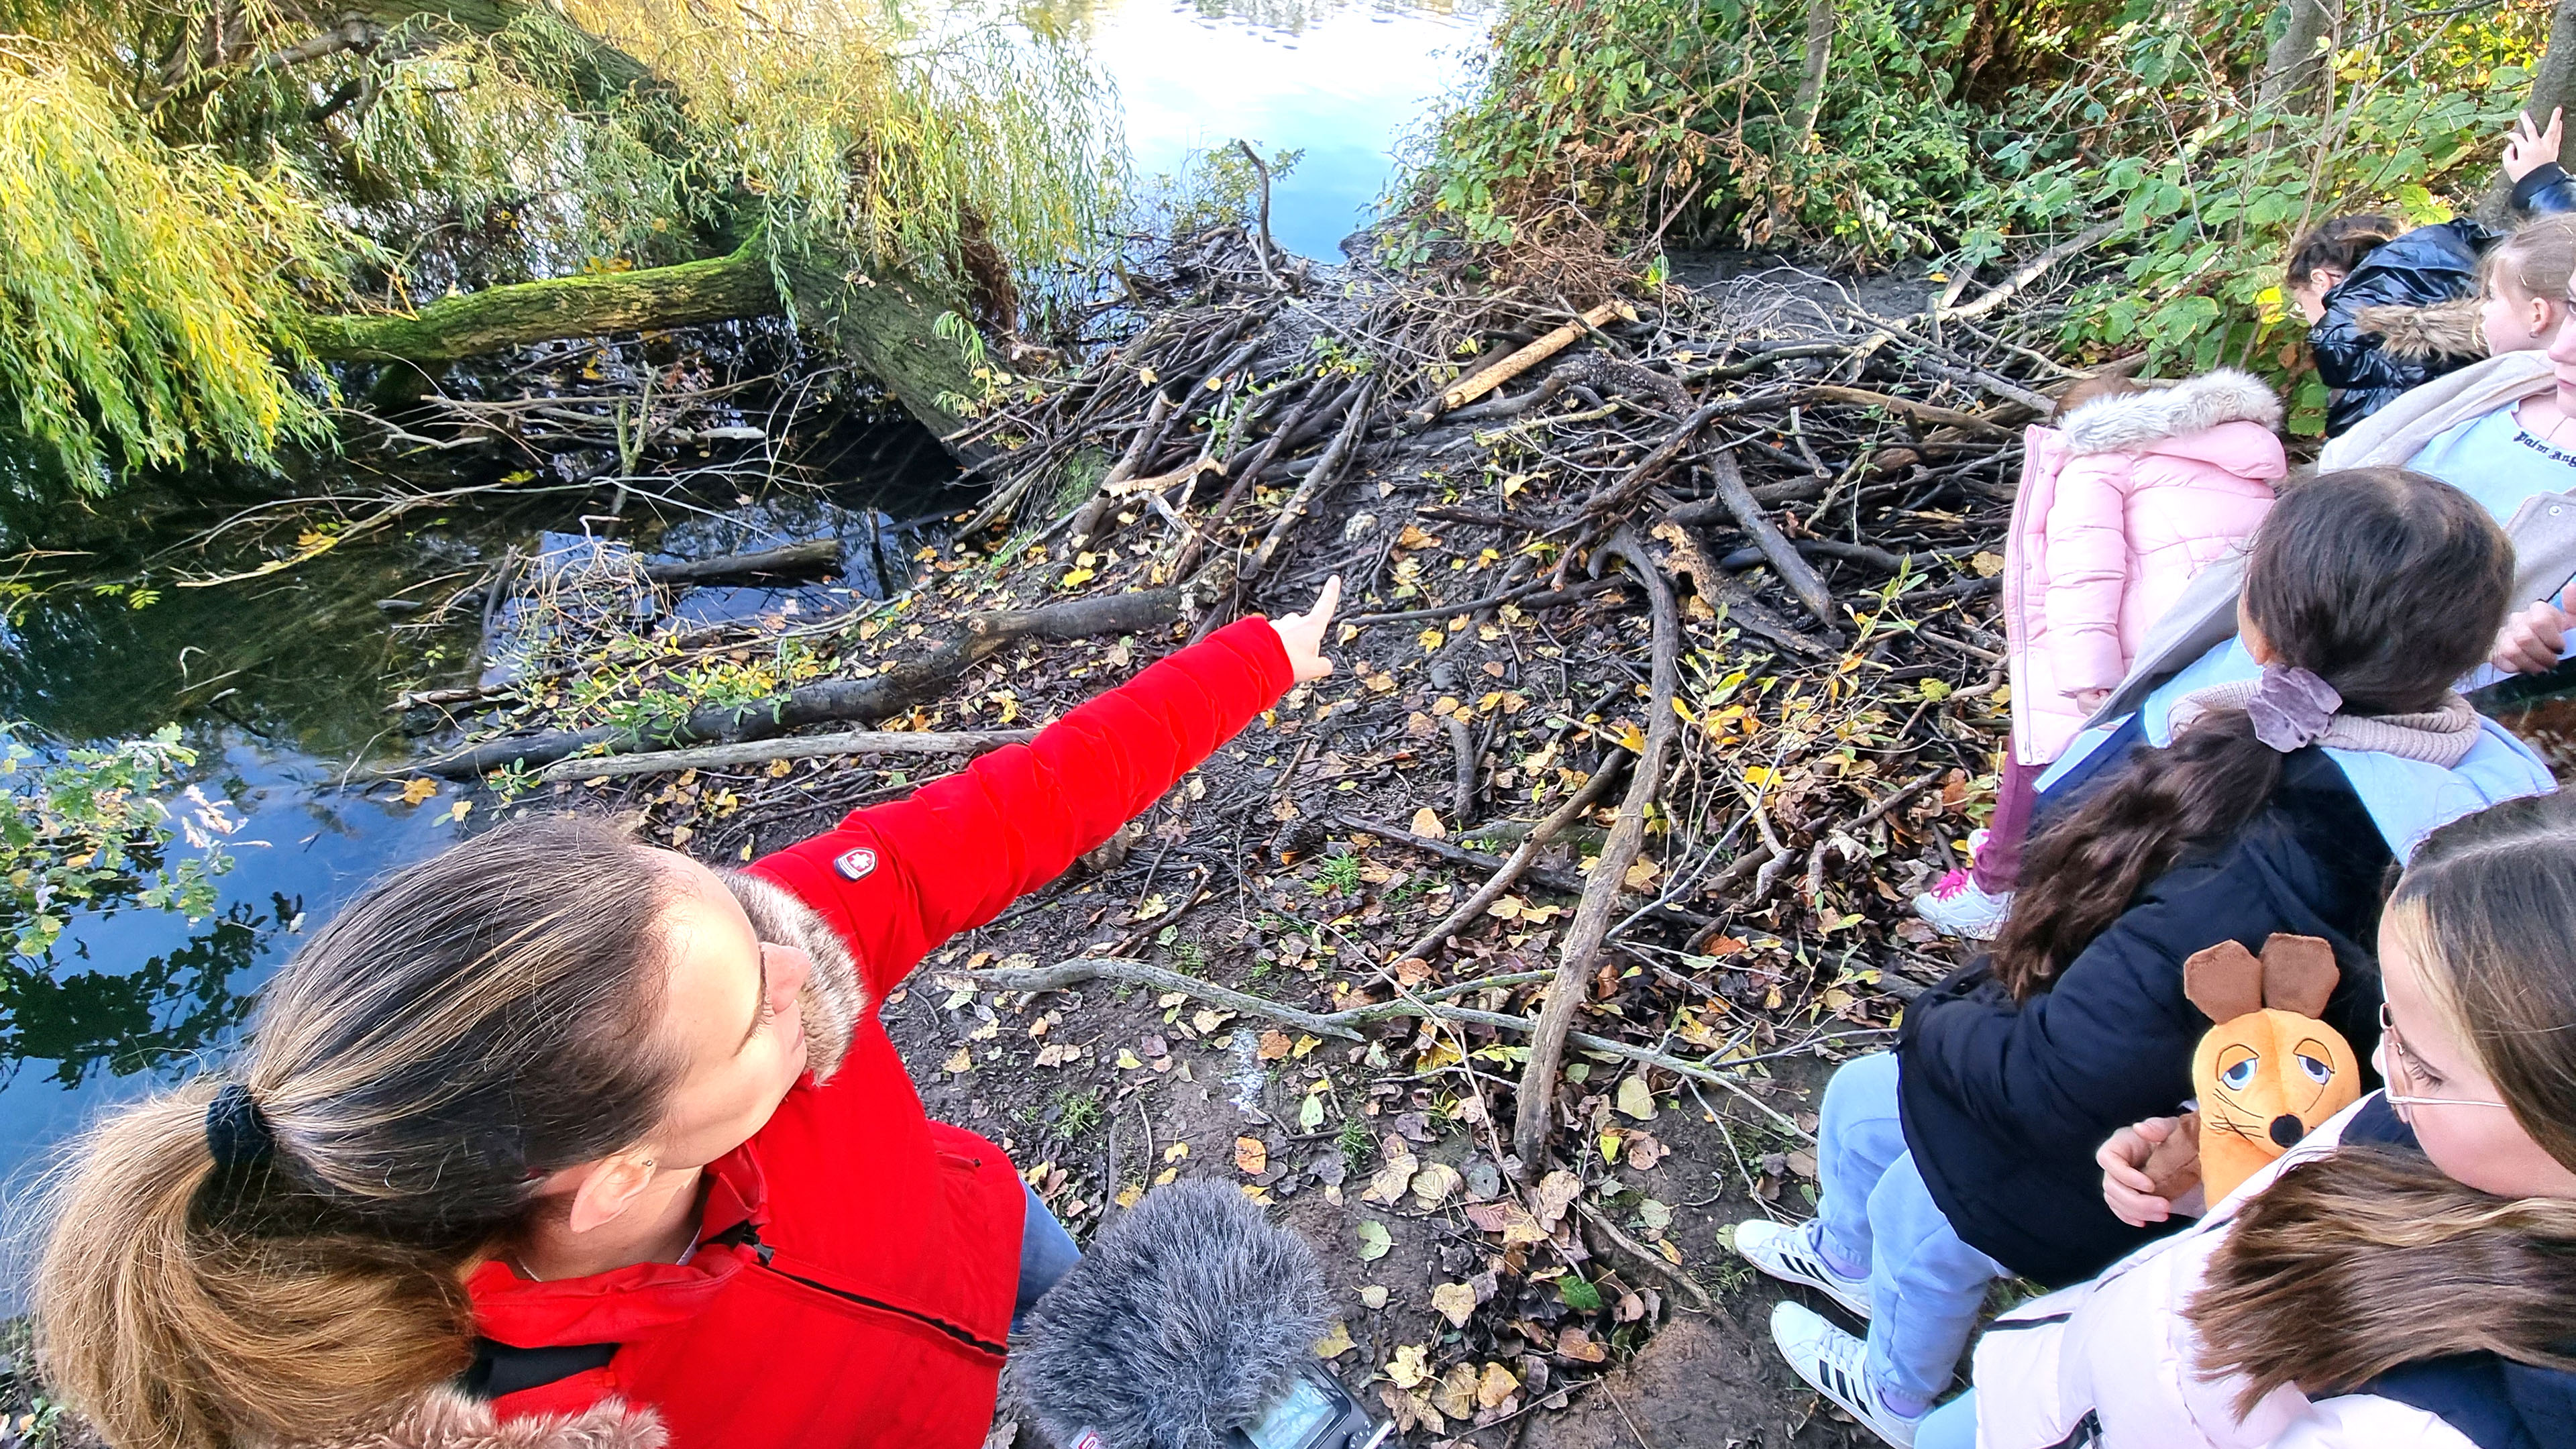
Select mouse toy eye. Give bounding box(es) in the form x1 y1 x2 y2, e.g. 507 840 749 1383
2221 1057 2259 1091
2297 1053 2333 1085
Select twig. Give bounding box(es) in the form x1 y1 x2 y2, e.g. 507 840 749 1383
1576 1200 1713 1309
1387 756 1629 964
532 727 1036 783
1410 301 1630 425
1938 219 2122 321
1244 380 1376 582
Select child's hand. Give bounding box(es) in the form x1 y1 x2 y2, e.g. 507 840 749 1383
2100 1116 2198 1227
1268 576 1342 684
2505 107 2565 182
2071 686 2112 714
2493 592 2575 676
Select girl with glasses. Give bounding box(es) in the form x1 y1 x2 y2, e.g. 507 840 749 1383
1939 790 2576 1449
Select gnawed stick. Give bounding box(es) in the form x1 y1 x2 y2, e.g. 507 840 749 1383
1244 378 1375 582
1705 449 1839 631
1386 755 1627 964
1409 301 1630 426
1513 531 1686 1180
534 727 1035 783
1577 1199 1715 1309
962 955 1806 1138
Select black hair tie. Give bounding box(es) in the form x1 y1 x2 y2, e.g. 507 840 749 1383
205 1083 274 1168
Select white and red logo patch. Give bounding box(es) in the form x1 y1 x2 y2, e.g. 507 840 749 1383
833 847 878 881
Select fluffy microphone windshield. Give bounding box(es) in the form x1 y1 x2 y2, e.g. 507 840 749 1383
1017 1179 1332 1449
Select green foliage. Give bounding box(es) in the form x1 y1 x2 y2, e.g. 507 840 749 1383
1399 0 2553 424
0 721 237 967
0 42 356 483
0 0 1122 484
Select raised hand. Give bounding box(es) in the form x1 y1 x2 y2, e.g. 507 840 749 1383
1268 575 1342 684
2505 107 2565 182
2493 592 2575 676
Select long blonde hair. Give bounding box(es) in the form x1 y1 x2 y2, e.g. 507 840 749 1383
34 818 685 1449
2188 792 2576 1410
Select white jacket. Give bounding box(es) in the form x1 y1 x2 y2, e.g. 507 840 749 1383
1968 1096 2493 1449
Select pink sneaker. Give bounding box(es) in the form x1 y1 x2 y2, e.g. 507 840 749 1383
1913 868 2011 940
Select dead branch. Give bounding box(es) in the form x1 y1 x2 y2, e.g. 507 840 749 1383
1704 449 1838 631
532 727 1035 783
1513 529 1684 1180
1387 756 1628 964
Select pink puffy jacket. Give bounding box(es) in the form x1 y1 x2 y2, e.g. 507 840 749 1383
1968 1097 2487 1449
2004 370 2286 765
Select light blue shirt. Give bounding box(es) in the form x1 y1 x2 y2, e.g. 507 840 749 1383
2402 402 2576 524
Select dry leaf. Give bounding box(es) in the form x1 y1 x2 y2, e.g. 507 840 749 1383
1475 1362 1521 1411
1409 807 1446 839
1234 1137 1269 1175
1364 1151 1419 1205
1555 1326 1607 1362
1360 1285 1389 1309
1430 1281 1477 1328
1256 1029 1293 1061
1462 1199 1548 1245
1971 550 2004 577
1615 1075 1659 1121
1410 1161 1464 1208
1387 1344 1430 1389
942 1047 973 1073
1534 1169 1582 1228
1624 1133 1667 1171
1435 1362 1479 1420
398 777 439 806
1313 1321 1356 1358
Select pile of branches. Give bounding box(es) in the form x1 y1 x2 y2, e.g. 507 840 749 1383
376 216 2110 1191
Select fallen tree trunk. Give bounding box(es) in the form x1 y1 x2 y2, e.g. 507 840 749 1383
305 242 989 452
644 538 843 586
384 588 1179 780
303 247 777 365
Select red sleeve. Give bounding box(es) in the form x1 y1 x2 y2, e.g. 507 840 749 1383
748 616 1294 998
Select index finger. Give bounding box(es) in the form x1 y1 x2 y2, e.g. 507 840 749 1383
1303 575 1343 625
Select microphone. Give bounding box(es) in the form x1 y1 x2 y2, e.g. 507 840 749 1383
1015 1179 1387 1449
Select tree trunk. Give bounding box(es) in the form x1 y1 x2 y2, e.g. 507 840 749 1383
2255 0 2341 116
2527 1 2576 138
303 243 987 453
303 246 775 364
1784 0 1835 146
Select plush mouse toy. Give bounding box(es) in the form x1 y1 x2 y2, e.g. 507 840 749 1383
2140 932 2363 1205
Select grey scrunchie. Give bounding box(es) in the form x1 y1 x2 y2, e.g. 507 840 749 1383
2245 665 2342 752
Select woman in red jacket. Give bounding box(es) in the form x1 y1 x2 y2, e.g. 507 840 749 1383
32 585 1338 1449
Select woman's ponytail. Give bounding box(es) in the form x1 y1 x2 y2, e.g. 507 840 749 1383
1988 468 2511 998
31 817 689 1448
34 1085 475 1449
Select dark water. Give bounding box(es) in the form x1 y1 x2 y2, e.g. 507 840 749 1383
0 0 1484 1199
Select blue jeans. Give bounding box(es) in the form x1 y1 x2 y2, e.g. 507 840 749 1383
1917 1391 1978 1449
1815 1053 2007 1405
1014 1179 1081 1326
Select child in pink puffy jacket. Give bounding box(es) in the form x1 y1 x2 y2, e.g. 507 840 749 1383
1915 370 2288 938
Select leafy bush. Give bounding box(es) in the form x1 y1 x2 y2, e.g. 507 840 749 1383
1396 0 2554 429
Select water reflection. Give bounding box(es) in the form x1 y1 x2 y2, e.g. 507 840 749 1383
1009 0 1493 258
1 896 286 1088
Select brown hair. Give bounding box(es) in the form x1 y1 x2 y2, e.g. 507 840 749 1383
2188 792 2576 1410
1988 468 2512 999
32 817 686 1449
2050 374 2147 420
2286 215 2400 286
2481 213 2576 308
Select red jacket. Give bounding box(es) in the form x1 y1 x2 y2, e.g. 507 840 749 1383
464 617 1293 1446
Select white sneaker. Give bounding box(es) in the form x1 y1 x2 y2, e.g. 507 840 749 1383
1912 867 2011 940
1733 1218 1872 1320
1770 1301 1924 1448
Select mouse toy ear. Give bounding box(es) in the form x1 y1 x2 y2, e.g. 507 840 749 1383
2258 933 2340 1018
2184 940 2265 1024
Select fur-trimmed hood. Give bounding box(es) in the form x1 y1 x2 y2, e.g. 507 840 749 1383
2060 368 2283 456
305 1389 664 1449
2354 296 2488 364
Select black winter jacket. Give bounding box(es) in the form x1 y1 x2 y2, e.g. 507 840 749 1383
2314 166 2576 437
1894 719 2391 1287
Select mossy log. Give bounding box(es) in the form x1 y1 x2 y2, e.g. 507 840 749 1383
303 244 988 453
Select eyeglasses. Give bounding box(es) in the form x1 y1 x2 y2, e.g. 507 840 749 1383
2379 1004 2513 1112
